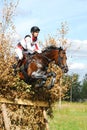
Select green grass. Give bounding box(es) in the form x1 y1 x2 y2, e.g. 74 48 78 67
49 102 87 130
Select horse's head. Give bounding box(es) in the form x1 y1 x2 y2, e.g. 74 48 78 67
58 48 68 73
43 46 68 73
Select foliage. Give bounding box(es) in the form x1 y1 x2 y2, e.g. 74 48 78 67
0 104 46 130
57 21 69 49
0 0 30 101
71 74 81 101
62 74 81 101
81 74 87 100
0 0 19 33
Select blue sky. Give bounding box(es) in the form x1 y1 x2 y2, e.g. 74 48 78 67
14 0 87 41
0 0 87 80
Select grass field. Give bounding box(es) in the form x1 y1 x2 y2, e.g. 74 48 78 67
49 102 87 130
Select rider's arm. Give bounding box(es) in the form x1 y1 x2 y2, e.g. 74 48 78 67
35 40 42 53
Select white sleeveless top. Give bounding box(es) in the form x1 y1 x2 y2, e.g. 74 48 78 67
20 36 41 54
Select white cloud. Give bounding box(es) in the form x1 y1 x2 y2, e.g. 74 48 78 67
69 62 87 70
67 39 87 79
68 39 87 51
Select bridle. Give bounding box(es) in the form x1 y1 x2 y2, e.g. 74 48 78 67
58 50 67 70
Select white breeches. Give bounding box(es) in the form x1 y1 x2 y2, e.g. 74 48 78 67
15 47 23 60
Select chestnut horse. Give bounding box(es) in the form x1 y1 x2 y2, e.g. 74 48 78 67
19 46 68 89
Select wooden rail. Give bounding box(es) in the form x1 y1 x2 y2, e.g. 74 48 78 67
0 97 49 107
0 97 49 130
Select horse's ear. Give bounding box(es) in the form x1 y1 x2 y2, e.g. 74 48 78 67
59 46 63 51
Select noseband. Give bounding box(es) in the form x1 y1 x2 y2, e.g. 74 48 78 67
58 55 63 68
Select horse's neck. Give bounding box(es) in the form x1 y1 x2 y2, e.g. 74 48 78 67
45 49 58 58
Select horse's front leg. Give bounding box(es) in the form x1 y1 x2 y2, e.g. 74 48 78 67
30 70 47 88
31 70 47 80
35 80 46 88
46 71 56 89
31 70 56 89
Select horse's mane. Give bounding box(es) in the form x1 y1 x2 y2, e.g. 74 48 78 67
26 46 64 63
43 45 63 52
46 45 58 50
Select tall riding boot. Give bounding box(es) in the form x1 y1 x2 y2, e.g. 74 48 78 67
17 59 23 67
13 59 22 76
20 66 29 83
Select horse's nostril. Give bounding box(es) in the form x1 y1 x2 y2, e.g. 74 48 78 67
65 70 68 73
62 65 68 73
65 68 68 73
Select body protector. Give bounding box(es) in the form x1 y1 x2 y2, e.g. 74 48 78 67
15 35 42 60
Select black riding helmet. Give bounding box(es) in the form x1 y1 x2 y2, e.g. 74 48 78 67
30 26 40 33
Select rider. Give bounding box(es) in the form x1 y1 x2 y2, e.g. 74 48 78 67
15 26 42 67
13 26 42 79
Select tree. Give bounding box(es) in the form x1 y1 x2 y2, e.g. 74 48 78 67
71 74 81 101
57 21 69 49
0 0 21 91
81 74 87 100
63 73 81 102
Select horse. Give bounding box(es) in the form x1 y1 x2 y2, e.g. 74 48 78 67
18 46 68 89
